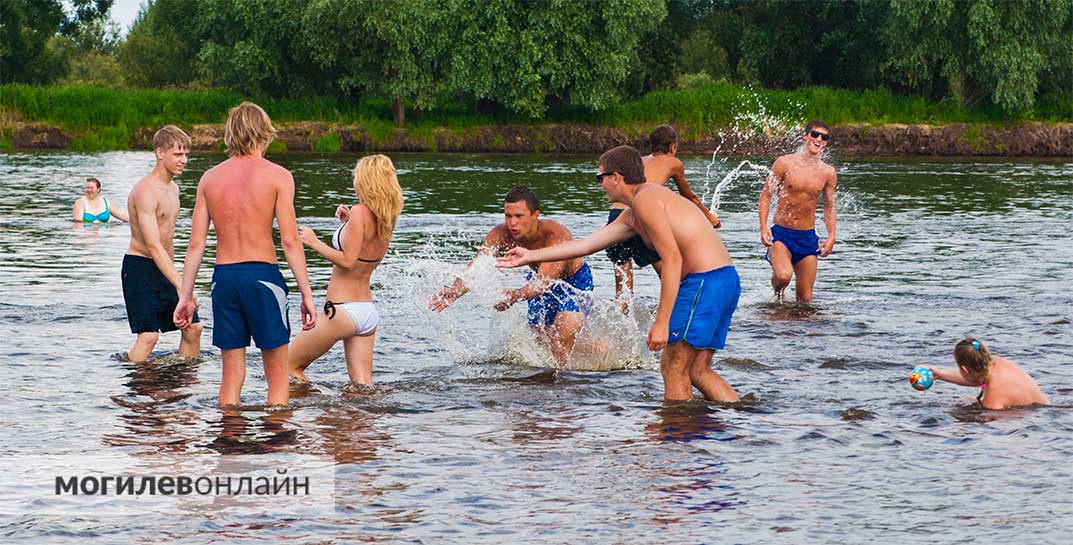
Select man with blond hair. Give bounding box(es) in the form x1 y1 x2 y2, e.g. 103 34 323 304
174 102 316 409
122 125 202 361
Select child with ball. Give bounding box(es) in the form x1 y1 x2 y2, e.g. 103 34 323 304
924 338 1050 410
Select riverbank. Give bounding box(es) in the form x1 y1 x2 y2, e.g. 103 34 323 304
2 83 1070 156
3 117 1070 157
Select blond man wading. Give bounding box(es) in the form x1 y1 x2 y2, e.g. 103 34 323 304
174 102 316 409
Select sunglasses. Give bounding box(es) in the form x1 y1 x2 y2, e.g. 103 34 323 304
809 130 830 141
595 171 614 183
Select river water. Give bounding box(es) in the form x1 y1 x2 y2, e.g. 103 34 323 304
0 151 1071 543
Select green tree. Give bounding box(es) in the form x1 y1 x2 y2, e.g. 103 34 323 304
303 0 449 126
883 0 1072 112
1 0 113 83
447 0 666 118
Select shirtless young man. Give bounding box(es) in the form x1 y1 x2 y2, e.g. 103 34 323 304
606 125 720 309
429 185 594 366
122 126 202 362
759 120 837 303
173 102 316 408
499 146 740 402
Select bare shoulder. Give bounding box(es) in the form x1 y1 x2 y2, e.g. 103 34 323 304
486 223 512 245
537 219 573 245
772 154 793 173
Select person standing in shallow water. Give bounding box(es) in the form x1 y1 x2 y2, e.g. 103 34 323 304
173 101 317 409
72 177 129 223
606 124 721 311
758 120 837 303
122 125 202 362
499 146 740 402
288 154 403 385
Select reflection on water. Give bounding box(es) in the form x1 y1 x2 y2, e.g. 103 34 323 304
1 151 1072 542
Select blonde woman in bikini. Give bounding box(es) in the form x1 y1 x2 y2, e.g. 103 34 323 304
288 155 403 385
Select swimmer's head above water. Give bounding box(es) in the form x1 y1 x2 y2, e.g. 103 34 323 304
954 337 993 385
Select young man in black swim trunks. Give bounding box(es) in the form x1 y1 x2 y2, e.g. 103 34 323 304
122 125 202 361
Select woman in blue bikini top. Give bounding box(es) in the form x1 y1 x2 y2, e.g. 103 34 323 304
72 178 129 223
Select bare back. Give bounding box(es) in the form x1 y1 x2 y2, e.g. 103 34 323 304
326 204 389 302
198 156 292 264
126 176 179 258
626 184 731 277
767 154 835 230
983 356 1051 409
643 153 683 186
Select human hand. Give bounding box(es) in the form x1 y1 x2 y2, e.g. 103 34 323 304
335 204 350 222
496 247 532 269
173 295 196 330
709 212 722 229
819 237 836 257
646 321 669 351
429 288 458 312
298 226 318 247
301 294 317 330
760 226 773 247
493 290 517 312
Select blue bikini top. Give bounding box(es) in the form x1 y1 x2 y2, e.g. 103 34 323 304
82 197 110 222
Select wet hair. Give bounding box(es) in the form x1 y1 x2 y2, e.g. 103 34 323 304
598 145 645 184
504 185 540 213
954 337 993 382
805 119 830 134
650 124 678 153
86 177 101 190
153 125 191 152
353 154 404 242
225 101 277 157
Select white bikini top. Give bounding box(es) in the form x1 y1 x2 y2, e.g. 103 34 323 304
331 220 383 264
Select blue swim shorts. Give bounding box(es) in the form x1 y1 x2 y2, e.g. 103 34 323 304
527 263 594 326
604 208 660 268
668 265 740 350
211 262 290 350
767 224 820 264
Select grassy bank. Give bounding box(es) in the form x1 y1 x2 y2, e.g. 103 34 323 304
1 82 1070 151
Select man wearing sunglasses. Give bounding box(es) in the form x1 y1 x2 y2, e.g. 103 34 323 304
498 146 740 402
758 119 838 303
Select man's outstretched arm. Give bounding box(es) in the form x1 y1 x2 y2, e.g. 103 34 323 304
497 215 635 269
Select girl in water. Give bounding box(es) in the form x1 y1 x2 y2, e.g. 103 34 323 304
288 155 403 385
928 338 1050 410
72 177 129 223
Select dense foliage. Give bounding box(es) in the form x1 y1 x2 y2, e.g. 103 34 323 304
2 0 1071 125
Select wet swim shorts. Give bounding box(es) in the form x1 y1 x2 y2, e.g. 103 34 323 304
122 254 199 334
767 224 820 264
604 208 660 268
527 263 594 326
667 265 740 350
210 262 290 350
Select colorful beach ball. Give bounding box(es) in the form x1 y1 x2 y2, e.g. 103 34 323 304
909 366 934 391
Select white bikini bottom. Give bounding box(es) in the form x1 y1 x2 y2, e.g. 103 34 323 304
325 300 379 336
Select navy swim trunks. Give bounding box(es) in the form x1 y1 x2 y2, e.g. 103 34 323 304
767 224 820 264
210 262 290 350
527 263 594 326
122 254 199 334
667 265 740 350
605 208 660 268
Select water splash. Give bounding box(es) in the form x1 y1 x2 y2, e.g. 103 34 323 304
395 251 654 372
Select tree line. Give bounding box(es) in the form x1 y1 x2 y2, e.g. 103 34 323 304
3 0 1070 126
